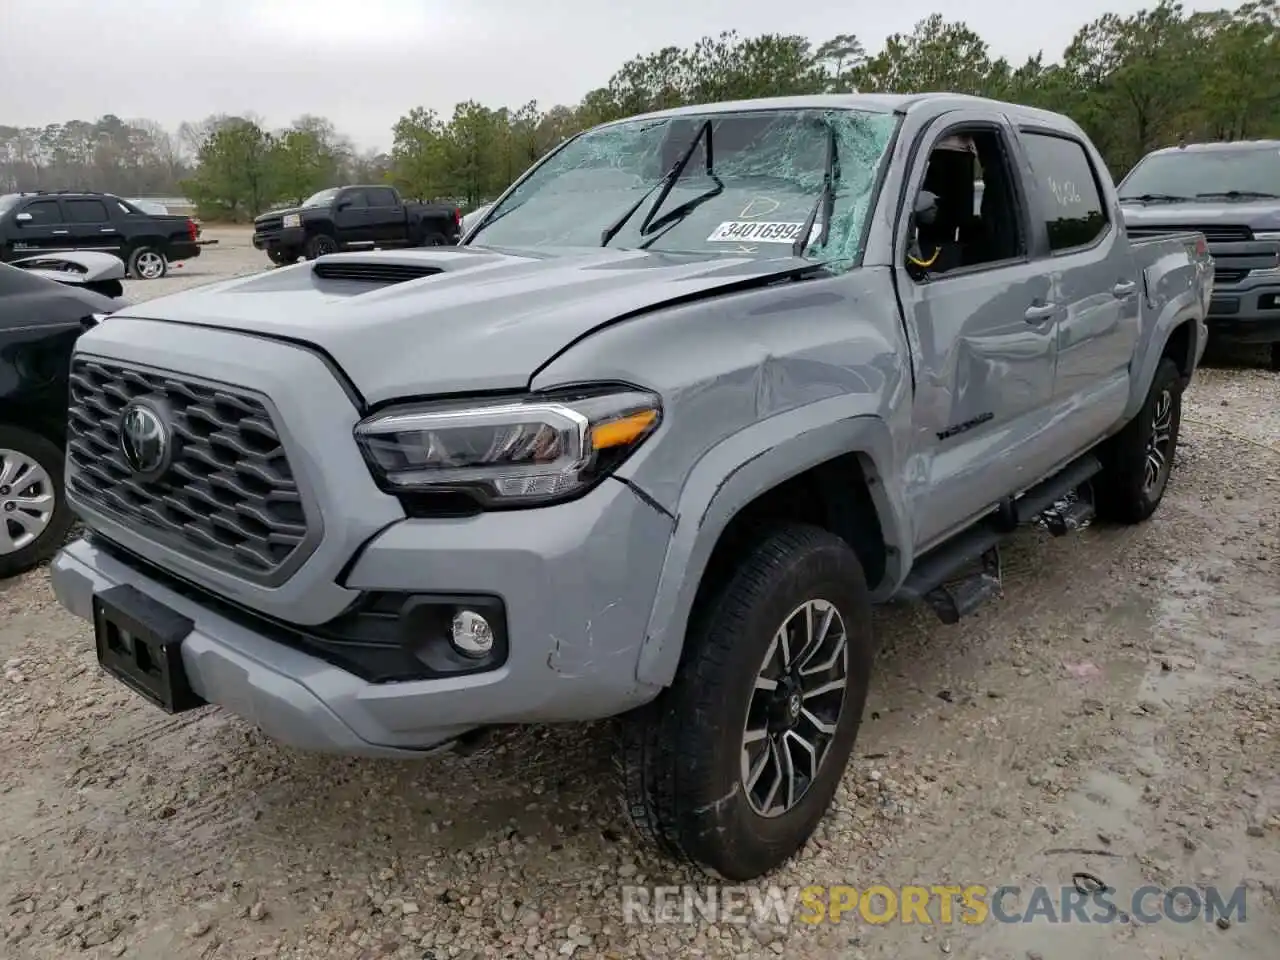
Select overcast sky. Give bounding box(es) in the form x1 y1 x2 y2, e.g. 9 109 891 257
0 0 1228 151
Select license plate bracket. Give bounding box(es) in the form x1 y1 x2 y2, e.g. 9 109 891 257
93 585 204 713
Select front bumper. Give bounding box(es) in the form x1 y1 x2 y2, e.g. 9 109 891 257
252 226 304 251
51 476 673 757
1208 271 1280 343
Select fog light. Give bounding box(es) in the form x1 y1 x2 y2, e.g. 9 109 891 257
451 609 494 657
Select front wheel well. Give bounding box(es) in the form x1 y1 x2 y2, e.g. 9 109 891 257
1162 318 1198 381
692 453 889 618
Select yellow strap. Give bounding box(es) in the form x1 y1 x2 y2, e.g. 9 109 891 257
907 246 940 268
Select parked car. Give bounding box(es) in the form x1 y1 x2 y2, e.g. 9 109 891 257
50 93 1210 881
1119 139 1280 370
460 203 492 237
251 185 462 265
0 191 203 280
0 251 126 578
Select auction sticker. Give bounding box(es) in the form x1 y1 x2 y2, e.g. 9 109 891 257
706 220 822 244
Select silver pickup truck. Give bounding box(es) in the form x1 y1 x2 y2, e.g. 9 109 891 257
51 93 1211 881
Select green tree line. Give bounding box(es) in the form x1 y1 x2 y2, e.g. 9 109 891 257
2 1 1275 220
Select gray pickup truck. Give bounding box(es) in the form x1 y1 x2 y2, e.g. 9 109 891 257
51 93 1210 881
1119 139 1280 370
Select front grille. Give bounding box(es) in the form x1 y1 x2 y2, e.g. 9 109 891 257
66 358 314 583
1126 223 1254 243
1214 268 1249 284
255 216 283 233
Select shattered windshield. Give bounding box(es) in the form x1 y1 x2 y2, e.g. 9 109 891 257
1119 146 1280 200
467 107 900 269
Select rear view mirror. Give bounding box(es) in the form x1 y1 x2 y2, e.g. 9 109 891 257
914 190 939 227
336 200 351 211
15 212 32 223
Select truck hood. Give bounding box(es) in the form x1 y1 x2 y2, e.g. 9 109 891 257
1120 197 1280 233
114 245 821 405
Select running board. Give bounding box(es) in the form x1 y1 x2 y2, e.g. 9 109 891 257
898 453 1103 622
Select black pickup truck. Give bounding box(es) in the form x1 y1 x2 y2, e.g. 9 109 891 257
0 191 202 280
252 185 461 265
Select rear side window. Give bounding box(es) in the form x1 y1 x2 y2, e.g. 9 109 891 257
21 199 64 224
66 199 110 223
367 187 397 206
1021 132 1108 251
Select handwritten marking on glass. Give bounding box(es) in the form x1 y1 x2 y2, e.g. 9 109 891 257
1048 177 1082 208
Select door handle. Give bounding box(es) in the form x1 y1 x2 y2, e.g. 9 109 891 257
52 229 69 235
99 227 116 233
1024 302 1058 323
1112 280 1137 298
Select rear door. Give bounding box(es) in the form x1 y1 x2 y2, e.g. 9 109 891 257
1017 127 1139 452
365 187 405 245
334 189 372 243
63 197 123 256
9 198 71 257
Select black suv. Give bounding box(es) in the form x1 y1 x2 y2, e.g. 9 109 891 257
0 191 202 280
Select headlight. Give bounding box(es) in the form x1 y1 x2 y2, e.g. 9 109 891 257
354 387 661 507
282 213 301 228
1254 231 1280 241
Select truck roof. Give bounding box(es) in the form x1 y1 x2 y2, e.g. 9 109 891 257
602 92 1082 136
1146 139 1280 156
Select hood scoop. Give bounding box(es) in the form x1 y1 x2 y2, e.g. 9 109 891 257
312 258 443 285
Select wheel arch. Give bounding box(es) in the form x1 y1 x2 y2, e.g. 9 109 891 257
635 413 907 688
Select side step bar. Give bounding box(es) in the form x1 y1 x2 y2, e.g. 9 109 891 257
898 453 1102 623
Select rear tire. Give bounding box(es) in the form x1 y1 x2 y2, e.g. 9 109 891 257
127 246 167 280
619 523 874 881
0 426 74 580
419 232 447 247
304 234 338 259
1094 357 1183 524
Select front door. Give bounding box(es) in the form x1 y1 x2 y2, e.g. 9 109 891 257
8 198 71 258
1018 128 1140 452
333 189 372 244
365 187 405 245
895 112 1061 551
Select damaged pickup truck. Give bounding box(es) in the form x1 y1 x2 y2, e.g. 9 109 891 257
51 93 1211 881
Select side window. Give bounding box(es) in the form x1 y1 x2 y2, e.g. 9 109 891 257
341 190 368 208
65 199 110 223
368 187 397 207
905 127 1026 280
1020 132 1108 252
21 200 64 224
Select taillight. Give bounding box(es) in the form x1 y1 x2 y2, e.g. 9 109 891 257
186 218 198 242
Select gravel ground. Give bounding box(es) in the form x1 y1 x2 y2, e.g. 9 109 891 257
2 228 1278 959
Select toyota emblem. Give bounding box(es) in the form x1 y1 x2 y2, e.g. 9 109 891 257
119 401 173 478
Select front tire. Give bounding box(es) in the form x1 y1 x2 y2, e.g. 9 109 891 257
620 523 874 880
0 426 74 580
1094 357 1183 524
127 246 167 280
304 233 338 259
267 246 299 266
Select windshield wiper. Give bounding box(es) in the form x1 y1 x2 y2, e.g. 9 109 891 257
601 119 713 247
1195 190 1280 200
467 197 528 241
1119 193 1189 203
792 123 840 256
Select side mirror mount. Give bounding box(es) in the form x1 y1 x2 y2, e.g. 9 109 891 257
335 200 351 211
913 190 939 227
15 212 32 223
905 190 941 282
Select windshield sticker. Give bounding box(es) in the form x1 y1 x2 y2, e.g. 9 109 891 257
707 220 822 244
